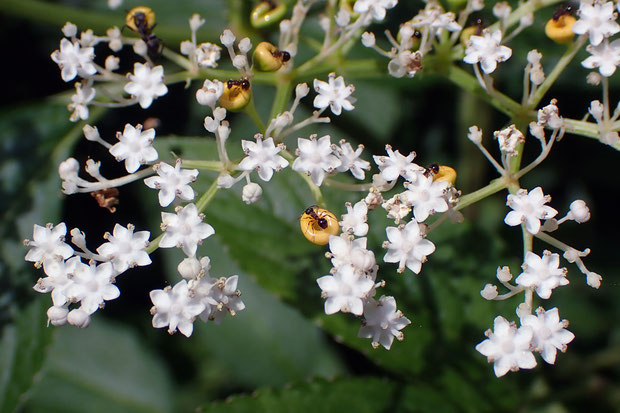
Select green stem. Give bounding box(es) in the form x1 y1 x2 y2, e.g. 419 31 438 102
244 96 266 133
178 160 224 170
269 74 293 120
195 177 221 213
454 177 507 211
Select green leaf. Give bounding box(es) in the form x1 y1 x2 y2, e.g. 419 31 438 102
25 319 173 413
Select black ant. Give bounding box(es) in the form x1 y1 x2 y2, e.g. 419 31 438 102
552 5 573 21
126 7 162 61
423 163 440 178
227 79 251 90
304 206 328 229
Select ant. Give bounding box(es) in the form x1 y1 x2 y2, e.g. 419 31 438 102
552 5 573 21
304 206 329 229
423 163 440 178
126 7 162 61
227 79 251 90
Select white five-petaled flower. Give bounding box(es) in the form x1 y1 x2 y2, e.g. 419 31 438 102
64 261 119 315
581 38 620 77
50 38 97 82
383 220 435 274
313 72 355 115
316 264 375 316
109 123 159 173
520 307 575 365
335 140 371 180
96 223 151 273
329 235 376 274
292 135 341 186
144 160 198 207
160 203 215 257
353 0 397 21
373 144 421 182
358 296 411 350
340 201 369 237
150 279 206 337
572 1 620 47
388 50 424 78
25 223 74 264
463 29 512 74
194 42 222 68
515 251 568 299
476 316 537 377
402 174 450 222
504 187 558 234
34 256 81 306
191 275 246 324
237 136 289 181
68 82 96 122
195 79 224 107
124 63 168 109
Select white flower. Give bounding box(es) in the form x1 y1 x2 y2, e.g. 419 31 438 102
96 223 151 273
62 22 77 37
150 279 206 337
340 201 369 236
317 264 375 315
34 256 81 306
361 32 376 47
292 135 341 186
105 55 120 71
581 38 620 77
192 275 246 324
537 102 563 129
196 79 224 107
178 256 210 280
402 174 450 222
50 38 97 82
335 140 371 180
358 296 411 350
505 187 558 234
237 136 289 181
467 125 483 144
480 284 498 300
108 0 123 9
220 29 235 47
515 251 568 299
476 316 537 377
160 203 215 257
520 307 575 364
373 144 421 182
492 2 511 20
195 42 222 68
382 194 411 223
572 2 620 47
124 63 168 109
313 73 355 115
109 123 158 173
144 160 198 207
463 29 512 74
106 26 123 52
329 235 376 274
353 0 397 21
25 223 74 264
388 50 423 78
68 81 95 122
64 261 119 315
189 13 205 32
383 220 435 274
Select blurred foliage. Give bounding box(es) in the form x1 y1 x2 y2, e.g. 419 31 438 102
0 0 618 412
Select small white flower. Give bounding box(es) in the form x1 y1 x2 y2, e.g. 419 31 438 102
586 271 602 289
194 42 222 68
480 284 498 300
106 26 123 52
361 32 376 47
237 136 289 181
463 29 512 74
292 135 341 186
51 38 97 82
34 256 81 306
25 223 74 264
515 251 568 299
353 0 397 22
105 55 120 71
109 123 158 173
340 201 369 236
196 79 224 107
527 49 545 85
537 101 563 129
492 2 511 20
402 174 450 222
317 264 375 315
373 144 421 182
476 316 537 377
383 220 435 274
358 296 411 350
313 73 355 116
192 275 246 324
329 235 376 274
495 124 525 156
189 13 205 32
572 2 620 47
520 307 575 364
64 261 119 315
382 194 411 224
96 223 151 273
68 81 95 122
467 125 483 144
388 50 423 78
144 160 198 207
220 29 236 47
335 140 371 180
178 256 210 280
160 203 215 257
581 38 620 77
241 182 263 204
150 279 205 337
505 187 558 234
124 63 168 109
62 22 77 38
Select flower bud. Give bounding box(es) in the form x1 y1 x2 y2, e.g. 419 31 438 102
586 272 602 289
253 42 290 72
569 200 590 223
251 1 287 28
83 124 100 141
47 305 68 326
467 125 483 144
496 266 512 282
480 284 498 300
219 79 251 111
242 182 263 204
62 22 77 38
67 308 91 328
59 157 80 179
178 257 202 280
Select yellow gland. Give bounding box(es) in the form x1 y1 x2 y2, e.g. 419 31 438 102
126 6 156 33
460 25 481 46
545 15 576 44
219 79 252 111
250 1 287 28
253 42 290 72
433 165 457 185
299 207 340 245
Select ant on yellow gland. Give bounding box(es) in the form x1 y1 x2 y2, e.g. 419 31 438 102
545 5 576 44
125 6 162 61
219 79 252 110
299 206 339 245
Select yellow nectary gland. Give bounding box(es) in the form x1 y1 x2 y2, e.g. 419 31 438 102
253 42 289 72
219 80 252 111
545 15 576 44
434 165 457 185
126 6 156 33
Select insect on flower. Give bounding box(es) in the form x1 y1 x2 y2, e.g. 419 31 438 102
299 206 340 245
125 6 162 60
